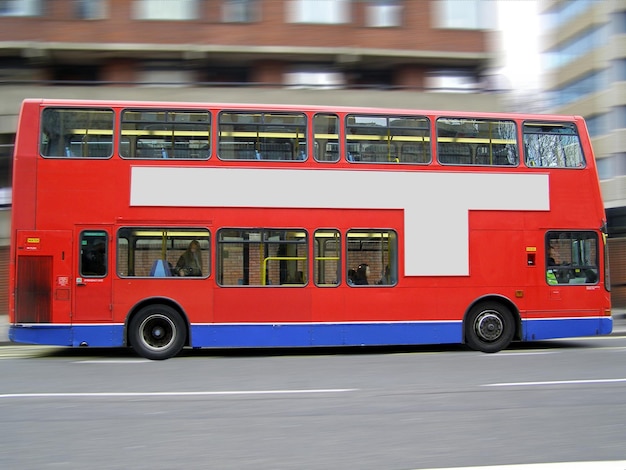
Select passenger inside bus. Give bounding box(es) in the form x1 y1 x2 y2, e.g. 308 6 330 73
353 264 370 285
175 240 202 276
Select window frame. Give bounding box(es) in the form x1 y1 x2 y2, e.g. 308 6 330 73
436 117 518 166
346 229 398 287
119 108 211 160
523 121 586 168
217 228 308 287
217 110 308 162
314 229 341 287
345 114 431 165
545 230 599 285
116 227 211 278
40 107 115 159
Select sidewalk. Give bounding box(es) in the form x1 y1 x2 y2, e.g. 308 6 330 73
1 310 625 346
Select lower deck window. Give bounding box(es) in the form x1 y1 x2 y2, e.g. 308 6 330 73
218 229 308 286
117 228 210 278
347 229 397 286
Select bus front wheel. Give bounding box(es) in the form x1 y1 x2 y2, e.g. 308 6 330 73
465 302 515 353
129 305 186 360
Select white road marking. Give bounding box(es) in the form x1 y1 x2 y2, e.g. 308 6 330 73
0 389 358 399
486 351 557 356
483 378 626 387
73 360 151 364
415 462 626 470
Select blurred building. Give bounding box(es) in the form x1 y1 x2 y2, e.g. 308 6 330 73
0 0 504 314
539 0 626 305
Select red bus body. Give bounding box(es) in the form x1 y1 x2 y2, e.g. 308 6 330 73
9 99 612 359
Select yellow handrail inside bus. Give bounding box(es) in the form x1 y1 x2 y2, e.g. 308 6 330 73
261 256 307 286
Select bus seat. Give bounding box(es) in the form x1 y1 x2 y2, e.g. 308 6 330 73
149 259 171 277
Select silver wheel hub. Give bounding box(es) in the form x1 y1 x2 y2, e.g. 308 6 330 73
474 311 503 342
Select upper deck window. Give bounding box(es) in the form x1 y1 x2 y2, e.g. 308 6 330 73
314 113 340 162
40 108 114 158
523 122 585 168
437 118 518 166
218 111 307 161
345 114 430 164
120 109 210 159
437 118 519 166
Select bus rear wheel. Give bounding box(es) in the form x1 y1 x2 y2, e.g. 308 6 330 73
465 301 515 353
129 305 186 360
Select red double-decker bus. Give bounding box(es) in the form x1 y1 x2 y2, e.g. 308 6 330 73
8 98 612 359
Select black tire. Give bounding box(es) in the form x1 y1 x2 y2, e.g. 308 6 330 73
465 301 515 353
129 304 186 360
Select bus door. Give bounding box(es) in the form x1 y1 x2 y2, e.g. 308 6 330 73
73 227 113 322
14 230 73 324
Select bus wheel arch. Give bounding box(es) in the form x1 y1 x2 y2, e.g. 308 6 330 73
463 297 519 353
126 299 189 360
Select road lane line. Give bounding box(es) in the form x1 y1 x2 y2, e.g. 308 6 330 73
0 389 358 399
416 461 626 470
483 378 626 387
73 360 151 364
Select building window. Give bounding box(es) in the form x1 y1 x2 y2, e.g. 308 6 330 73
426 70 480 92
136 67 196 86
132 0 199 21
0 0 40 16
284 70 345 89
542 0 594 31
222 0 257 22
286 0 350 24
433 0 495 30
549 70 609 109
365 0 402 28
544 25 608 71
585 113 610 138
74 0 108 19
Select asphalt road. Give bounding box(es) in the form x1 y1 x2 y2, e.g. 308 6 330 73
1 333 626 470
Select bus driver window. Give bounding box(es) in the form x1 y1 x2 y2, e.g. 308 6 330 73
546 231 599 285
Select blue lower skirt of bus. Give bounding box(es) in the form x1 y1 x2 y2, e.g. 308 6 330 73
189 321 462 348
521 316 613 341
9 324 126 348
8 316 613 350
8 321 463 349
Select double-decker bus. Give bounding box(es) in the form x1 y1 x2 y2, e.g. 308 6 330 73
8 98 612 359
